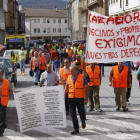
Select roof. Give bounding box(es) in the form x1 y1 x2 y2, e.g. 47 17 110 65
20 8 67 18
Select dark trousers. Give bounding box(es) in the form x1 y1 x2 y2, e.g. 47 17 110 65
39 69 45 81
99 63 104 75
68 98 85 130
127 74 132 101
65 93 69 112
0 101 7 133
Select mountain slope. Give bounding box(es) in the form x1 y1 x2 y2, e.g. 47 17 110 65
18 0 69 9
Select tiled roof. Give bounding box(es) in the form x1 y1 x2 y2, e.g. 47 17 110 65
21 8 67 18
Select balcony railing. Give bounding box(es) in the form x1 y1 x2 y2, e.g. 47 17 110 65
88 0 98 7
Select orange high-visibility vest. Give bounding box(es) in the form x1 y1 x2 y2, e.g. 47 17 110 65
73 60 84 70
113 66 128 88
86 65 100 86
66 49 73 57
80 44 84 50
1 79 10 106
60 67 71 88
67 74 85 98
31 57 41 70
40 56 46 70
49 47 53 53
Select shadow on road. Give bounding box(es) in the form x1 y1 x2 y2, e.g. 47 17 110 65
16 81 35 89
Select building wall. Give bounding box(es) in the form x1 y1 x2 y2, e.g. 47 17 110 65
24 17 70 40
109 0 140 15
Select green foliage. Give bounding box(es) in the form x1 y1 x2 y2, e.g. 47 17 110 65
18 0 69 9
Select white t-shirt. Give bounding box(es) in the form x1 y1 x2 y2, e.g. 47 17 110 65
21 50 24 60
40 71 59 87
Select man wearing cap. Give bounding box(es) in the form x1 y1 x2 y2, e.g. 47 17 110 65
109 62 131 112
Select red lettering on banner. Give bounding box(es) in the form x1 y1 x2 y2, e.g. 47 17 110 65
127 35 135 46
115 16 124 25
107 17 114 24
124 14 132 24
134 12 140 22
98 16 106 24
92 16 97 23
95 39 103 49
136 34 140 45
116 38 123 47
104 39 113 48
89 14 92 22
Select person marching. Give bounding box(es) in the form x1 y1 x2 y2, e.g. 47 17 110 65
38 52 46 80
73 55 84 70
77 46 83 58
137 67 140 88
0 70 13 137
40 64 59 87
75 62 90 119
19 47 26 75
86 63 102 112
10 51 17 65
31 51 41 85
109 62 131 112
60 59 71 115
64 66 88 134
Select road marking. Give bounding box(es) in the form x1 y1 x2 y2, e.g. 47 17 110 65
96 119 140 131
4 129 37 140
34 127 91 140
106 133 138 140
108 113 140 119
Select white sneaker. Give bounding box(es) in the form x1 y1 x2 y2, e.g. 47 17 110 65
95 108 102 112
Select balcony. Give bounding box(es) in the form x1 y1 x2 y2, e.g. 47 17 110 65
0 0 8 12
82 0 88 11
88 0 98 7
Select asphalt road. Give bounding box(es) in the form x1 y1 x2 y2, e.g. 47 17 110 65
1 65 140 140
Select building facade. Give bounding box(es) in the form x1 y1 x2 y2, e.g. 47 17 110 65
67 0 108 41
109 0 140 16
20 7 70 40
0 0 8 45
5 0 19 34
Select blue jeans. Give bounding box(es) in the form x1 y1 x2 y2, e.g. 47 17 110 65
99 63 104 75
34 68 40 83
68 57 72 66
68 98 85 130
84 105 87 118
20 59 25 73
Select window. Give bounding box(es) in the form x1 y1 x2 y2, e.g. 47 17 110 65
37 19 40 23
126 0 128 6
34 19 36 23
47 19 50 23
53 19 56 23
65 28 67 33
111 0 113 4
38 28 40 33
43 28 46 33
116 0 118 2
34 28 36 33
43 19 46 23
120 0 122 8
53 28 56 33
58 28 61 33
65 20 67 23
109 0 110 5
47 28 50 33
113 0 115 4
58 19 61 23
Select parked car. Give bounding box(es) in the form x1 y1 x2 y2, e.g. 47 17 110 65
3 50 20 68
0 57 17 86
0 62 12 82
72 40 79 46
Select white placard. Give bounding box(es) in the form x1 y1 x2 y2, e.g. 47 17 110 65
14 86 66 133
86 10 140 63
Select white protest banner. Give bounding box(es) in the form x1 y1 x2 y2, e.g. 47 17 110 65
86 10 140 63
14 86 66 133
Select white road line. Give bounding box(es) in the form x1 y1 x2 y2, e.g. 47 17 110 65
34 127 91 140
106 133 139 140
108 113 140 119
96 119 140 131
4 129 37 140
